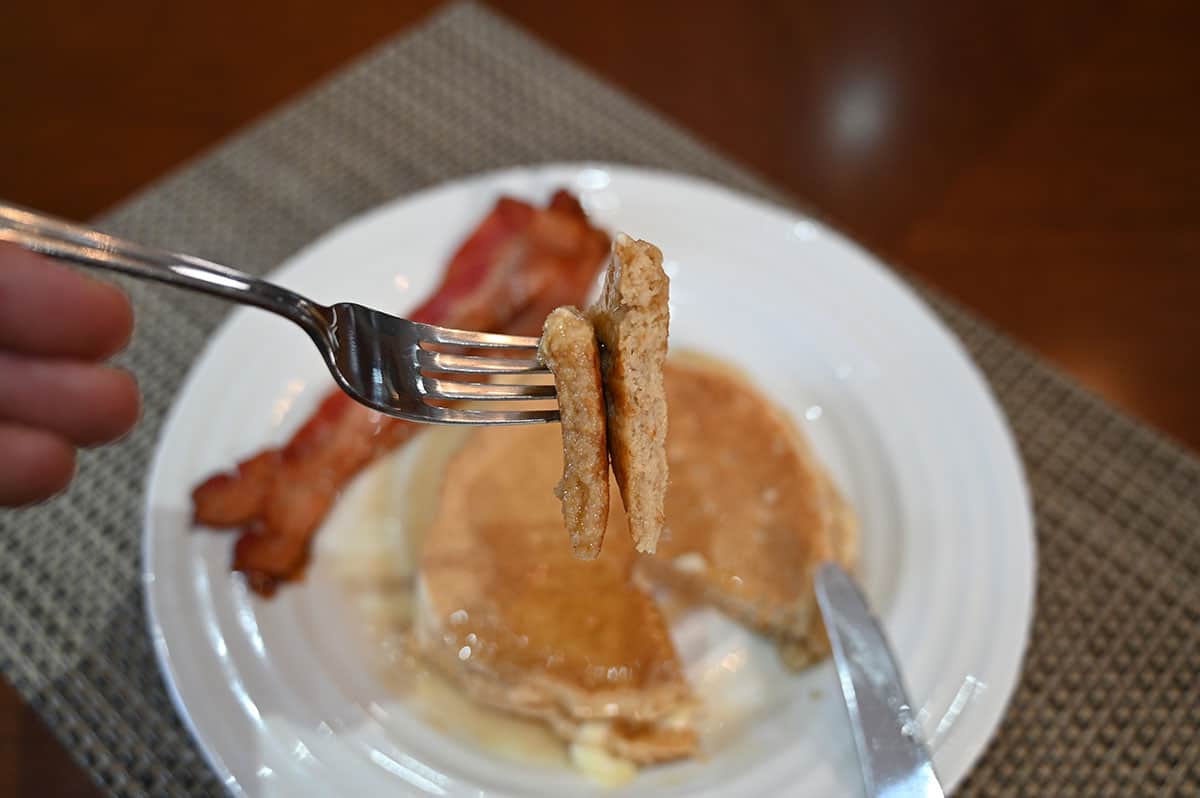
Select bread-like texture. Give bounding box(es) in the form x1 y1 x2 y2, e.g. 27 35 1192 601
635 360 860 671
538 307 609 559
588 234 671 553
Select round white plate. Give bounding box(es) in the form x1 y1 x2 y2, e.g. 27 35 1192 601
144 164 1034 797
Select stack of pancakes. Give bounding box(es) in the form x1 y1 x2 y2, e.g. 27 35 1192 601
414 359 857 765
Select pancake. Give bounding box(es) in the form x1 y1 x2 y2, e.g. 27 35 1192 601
538 307 609 559
636 361 858 669
588 234 670 553
414 424 696 765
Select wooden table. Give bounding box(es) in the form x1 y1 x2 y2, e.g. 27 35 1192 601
2 1 1197 794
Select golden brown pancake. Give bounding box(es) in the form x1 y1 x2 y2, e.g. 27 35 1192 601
414 424 696 764
538 307 609 559
636 360 858 669
588 234 670 553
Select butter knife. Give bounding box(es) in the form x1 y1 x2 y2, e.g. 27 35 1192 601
814 562 945 798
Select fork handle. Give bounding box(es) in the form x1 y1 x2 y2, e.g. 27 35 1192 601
0 202 332 337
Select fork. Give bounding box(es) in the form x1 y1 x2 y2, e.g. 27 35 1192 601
0 203 558 425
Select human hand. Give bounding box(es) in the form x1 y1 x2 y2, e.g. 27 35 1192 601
0 242 139 506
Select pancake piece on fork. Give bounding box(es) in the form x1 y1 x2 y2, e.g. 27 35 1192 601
588 234 671 553
538 307 610 559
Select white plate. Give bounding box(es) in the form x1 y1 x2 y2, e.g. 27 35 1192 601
144 164 1034 797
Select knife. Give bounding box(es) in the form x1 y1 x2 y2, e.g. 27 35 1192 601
814 562 945 798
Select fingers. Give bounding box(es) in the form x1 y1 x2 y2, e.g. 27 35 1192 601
0 242 135 359
0 352 140 447
0 244 140 506
0 424 76 506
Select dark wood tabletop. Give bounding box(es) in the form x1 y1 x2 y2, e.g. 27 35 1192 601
2 1 1197 794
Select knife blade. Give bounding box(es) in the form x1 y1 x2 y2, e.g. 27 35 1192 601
814 562 945 798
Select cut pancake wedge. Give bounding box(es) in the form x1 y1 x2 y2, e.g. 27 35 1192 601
636 361 859 669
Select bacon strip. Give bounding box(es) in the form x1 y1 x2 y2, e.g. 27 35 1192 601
193 190 609 595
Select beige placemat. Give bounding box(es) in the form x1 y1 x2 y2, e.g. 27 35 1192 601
1 3 1196 795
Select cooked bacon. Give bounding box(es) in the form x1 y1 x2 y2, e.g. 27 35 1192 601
192 190 609 595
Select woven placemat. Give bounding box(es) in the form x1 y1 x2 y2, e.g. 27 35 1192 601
1 3 1197 796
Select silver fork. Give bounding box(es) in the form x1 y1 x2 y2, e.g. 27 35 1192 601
0 203 557 425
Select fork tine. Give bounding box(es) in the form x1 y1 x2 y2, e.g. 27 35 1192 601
417 406 560 425
416 349 545 375
422 378 557 401
417 324 541 349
